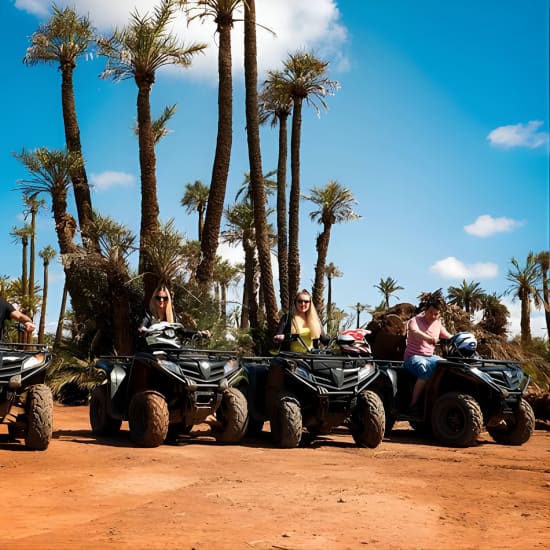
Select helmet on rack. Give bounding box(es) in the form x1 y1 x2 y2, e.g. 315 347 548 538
447 331 477 358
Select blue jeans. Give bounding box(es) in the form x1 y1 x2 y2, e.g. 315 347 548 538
404 354 442 380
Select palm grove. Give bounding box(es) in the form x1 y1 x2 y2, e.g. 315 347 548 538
5 2 549 360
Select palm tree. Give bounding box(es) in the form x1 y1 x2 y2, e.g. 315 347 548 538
213 257 242 325
24 4 98 252
535 250 550 338
506 253 541 345
14 148 81 256
352 302 370 329
222 201 259 328
278 51 339 298
98 0 206 300
479 293 509 336
91 215 136 355
38 246 57 343
243 0 279 334
10 224 33 305
259 72 292 312
23 195 45 325
325 262 343 334
447 280 486 315
307 181 360 315
186 1 243 288
374 277 404 309
181 180 210 241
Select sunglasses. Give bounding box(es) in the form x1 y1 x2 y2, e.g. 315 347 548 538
296 299 310 304
155 296 169 302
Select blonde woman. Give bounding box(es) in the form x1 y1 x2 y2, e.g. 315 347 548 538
273 289 329 352
138 284 209 338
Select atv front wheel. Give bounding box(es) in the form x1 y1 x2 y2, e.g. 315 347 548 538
270 391 302 448
25 384 53 450
89 384 122 436
431 392 483 447
487 398 535 446
214 387 248 444
350 390 385 448
128 391 169 447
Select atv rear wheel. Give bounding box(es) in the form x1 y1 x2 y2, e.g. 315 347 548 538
128 391 169 447
89 384 122 436
431 392 483 447
270 391 302 448
214 387 248 444
350 390 385 448
25 384 53 450
487 398 535 445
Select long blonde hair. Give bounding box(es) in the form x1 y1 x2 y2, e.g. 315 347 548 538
290 289 322 339
148 284 175 323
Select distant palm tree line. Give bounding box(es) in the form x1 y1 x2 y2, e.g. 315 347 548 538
5 2 548 354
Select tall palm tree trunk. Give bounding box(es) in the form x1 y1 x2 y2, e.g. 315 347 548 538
196 22 233 286
312 225 331 316
38 259 49 344
54 281 68 349
288 98 303 298
520 289 532 344
136 80 161 301
243 0 279 334
61 64 98 252
276 114 289 312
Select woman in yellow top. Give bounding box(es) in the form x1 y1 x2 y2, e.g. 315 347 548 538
273 289 328 352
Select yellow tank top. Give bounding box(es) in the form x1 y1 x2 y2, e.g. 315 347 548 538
290 327 312 352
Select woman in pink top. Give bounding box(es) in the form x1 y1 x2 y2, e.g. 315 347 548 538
404 291 452 414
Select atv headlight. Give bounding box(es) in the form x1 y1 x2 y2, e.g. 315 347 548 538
358 364 375 382
22 353 46 371
224 359 238 376
164 328 176 339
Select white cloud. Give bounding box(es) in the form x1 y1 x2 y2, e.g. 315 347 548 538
15 0 49 16
487 120 549 150
430 257 498 279
464 214 526 237
18 0 348 84
90 171 135 191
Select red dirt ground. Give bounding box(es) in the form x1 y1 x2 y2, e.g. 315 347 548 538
1 404 549 550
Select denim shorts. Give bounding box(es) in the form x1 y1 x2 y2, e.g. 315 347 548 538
403 354 442 380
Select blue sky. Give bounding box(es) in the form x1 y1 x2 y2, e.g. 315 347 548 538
1 0 549 338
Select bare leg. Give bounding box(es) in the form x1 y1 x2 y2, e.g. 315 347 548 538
411 378 428 406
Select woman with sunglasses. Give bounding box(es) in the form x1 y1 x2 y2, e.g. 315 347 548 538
138 284 210 338
273 289 328 352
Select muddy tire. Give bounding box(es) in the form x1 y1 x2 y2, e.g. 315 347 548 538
214 387 248 444
25 384 53 451
431 392 483 447
487 398 535 446
270 391 302 448
350 390 385 448
89 384 122 436
128 391 169 448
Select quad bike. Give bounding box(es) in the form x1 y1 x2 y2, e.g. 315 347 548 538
89 322 249 447
241 333 389 449
0 342 53 450
337 329 535 447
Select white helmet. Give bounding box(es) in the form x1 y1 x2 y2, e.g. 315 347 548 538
448 331 478 357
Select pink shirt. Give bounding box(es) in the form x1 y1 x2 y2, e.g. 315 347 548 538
404 313 451 359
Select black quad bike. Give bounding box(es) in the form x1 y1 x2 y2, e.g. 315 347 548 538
0 342 53 450
338 329 535 447
89 322 249 447
242 334 389 449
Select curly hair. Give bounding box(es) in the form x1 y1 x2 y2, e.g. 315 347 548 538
416 289 447 313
